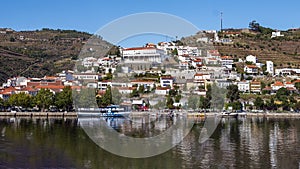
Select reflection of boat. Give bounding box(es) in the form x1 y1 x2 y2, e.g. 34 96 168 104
77 105 130 117
220 111 247 118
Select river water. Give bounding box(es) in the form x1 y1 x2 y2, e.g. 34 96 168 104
0 116 299 169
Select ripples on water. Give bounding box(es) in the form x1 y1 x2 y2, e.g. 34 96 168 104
0 117 299 169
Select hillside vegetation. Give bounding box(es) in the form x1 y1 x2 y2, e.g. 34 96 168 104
182 24 300 68
0 28 114 84
215 29 300 67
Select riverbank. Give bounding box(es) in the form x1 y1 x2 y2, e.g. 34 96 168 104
0 111 300 118
0 112 77 117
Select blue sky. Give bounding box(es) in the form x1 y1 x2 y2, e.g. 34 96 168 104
1 0 299 46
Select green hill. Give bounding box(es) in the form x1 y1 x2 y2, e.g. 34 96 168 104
0 28 114 84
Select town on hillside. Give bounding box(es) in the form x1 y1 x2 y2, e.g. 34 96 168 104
1 29 300 113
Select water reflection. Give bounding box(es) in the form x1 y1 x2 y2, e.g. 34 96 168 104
0 117 299 168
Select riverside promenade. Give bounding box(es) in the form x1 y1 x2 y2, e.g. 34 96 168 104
0 111 300 118
0 112 77 117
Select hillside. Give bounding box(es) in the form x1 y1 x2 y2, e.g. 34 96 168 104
0 28 113 84
183 28 300 68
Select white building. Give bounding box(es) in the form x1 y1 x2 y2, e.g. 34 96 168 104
155 87 170 95
245 55 257 64
207 50 220 58
160 76 174 87
244 65 259 74
73 73 99 81
82 57 98 67
221 56 234 69
271 81 284 91
237 81 250 92
121 46 167 63
266 61 274 75
275 68 300 76
271 31 284 38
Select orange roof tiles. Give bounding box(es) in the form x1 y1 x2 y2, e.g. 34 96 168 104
123 47 156 51
273 81 284 86
221 56 233 59
246 65 258 68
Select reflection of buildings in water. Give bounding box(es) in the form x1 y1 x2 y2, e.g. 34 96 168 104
269 122 278 168
104 116 173 137
240 118 262 166
219 119 236 166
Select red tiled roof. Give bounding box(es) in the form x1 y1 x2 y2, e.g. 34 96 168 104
123 47 156 51
195 73 209 76
246 65 258 69
293 80 300 84
156 87 170 90
273 81 284 86
161 76 173 80
36 85 65 90
221 56 233 59
131 79 155 83
117 87 136 90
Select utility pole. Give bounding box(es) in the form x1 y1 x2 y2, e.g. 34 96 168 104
220 12 223 32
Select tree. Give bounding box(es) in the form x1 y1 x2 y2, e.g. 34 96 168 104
34 89 54 111
138 85 145 94
130 88 140 98
0 97 3 107
73 88 97 108
111 88 122 105
276 87 289 101
254 97 264 110
101 86 112 106
187 95 199 110
153 99 166 110
265 97 277 110
295 82 300 91
8 92 31 108
199 96 210 110
175 94 181 103
55 86 73 111
226 85 240 103
166 96 174 109
231 101 242 111
249 20 260 32
172 48 178 56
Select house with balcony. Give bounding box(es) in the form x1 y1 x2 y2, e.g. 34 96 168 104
121 46 167 63
221 56 234 69
237 81 250 93
250 81 261 93
160 76 174 88
244 65 259 74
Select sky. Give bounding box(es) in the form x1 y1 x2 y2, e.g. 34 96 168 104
1 0 299 47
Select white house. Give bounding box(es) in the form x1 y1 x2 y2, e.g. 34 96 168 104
155 87 170 95
117 87 136 94
73 73 100 81
191 58 202 68
266 61 274 75
121 46 167 63
221 56 234 69
160 76 174 87
244 65 259 74
207 50 220 58
82 57 98 67
271 31 284 38
271 81 284 91
131 79 156 90
237 81 250 92
245 55 257 64
275 68 300 76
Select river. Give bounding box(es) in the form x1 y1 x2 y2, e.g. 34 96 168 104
0 116 299 169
